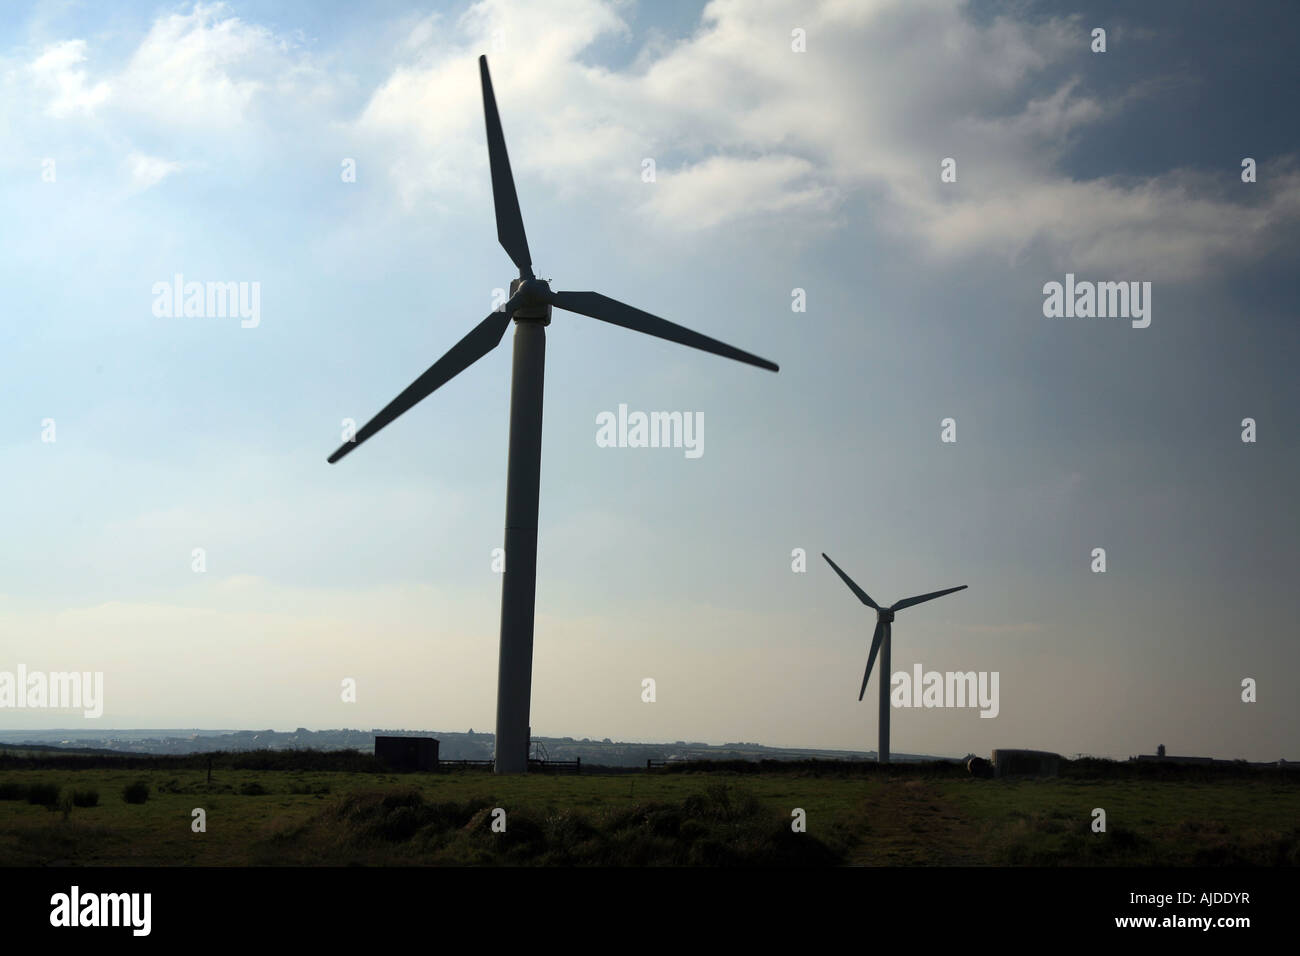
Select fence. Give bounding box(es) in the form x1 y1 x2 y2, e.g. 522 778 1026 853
436 758 582 774
532 758 581 775
438 759 494 772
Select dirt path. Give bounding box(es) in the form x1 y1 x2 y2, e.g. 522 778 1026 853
847 779 983 865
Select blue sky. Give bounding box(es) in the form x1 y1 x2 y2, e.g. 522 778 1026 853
1 0 1296 760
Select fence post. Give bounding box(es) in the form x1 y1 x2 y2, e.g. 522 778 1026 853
576 757 581 775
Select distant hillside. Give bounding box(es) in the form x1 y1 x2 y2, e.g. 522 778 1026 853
0 728 949 767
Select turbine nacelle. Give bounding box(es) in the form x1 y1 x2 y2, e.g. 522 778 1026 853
508 277 553 324
876 608 895 623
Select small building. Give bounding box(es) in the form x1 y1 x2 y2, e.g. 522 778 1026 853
374 735 439 771
991 748 1060 778
1134 753 1216 765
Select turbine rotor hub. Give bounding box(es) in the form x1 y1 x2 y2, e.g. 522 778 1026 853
509 277 553 324
879 609 895 623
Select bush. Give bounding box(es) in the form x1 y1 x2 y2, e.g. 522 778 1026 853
0 782 28 800
288 781 330 795
239 782 269 796
542 809 599 860
71 789 99 807
678 818 708 842
122 781 150 804
645 807 684 837
26 783 60 808
280 784 844 866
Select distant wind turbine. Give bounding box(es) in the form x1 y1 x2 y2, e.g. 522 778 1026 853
326 55 779 774
822 553 967 764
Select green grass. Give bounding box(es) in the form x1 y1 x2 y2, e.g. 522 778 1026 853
950 775 1300 865
0 767 1294 866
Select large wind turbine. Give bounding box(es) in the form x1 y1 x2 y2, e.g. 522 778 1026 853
327 56 779 774
822 554 966 764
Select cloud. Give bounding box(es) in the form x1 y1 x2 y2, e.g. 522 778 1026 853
353 0 1299 277
9 0 1299 275
127 151 183 190
30 39 110 117
12 1 337 172
113 1 334 129
905 161 1300 281
639 154 837 230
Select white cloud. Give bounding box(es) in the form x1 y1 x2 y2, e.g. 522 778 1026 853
30 39 110 117
9 0 1299 276
353 0 1299 277
113 1 331 129
16 2 336 148
127 151 183 190
916 166 1300 279
640 154 837 230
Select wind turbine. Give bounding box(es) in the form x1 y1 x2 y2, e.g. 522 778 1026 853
327 56 779 774
822 553 966 764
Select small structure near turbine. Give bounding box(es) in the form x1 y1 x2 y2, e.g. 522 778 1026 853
328 56 779 775
991 749 1060 778
822 553 967 764
375 735 439 772
965 754 993 778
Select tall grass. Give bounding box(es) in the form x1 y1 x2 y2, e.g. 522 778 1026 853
265 782 841 866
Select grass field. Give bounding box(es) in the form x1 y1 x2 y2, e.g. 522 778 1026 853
2 765 1297 865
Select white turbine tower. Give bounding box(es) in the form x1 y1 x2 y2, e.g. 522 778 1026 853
822 553 967 764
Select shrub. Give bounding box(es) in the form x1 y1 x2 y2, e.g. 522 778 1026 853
0 782 28 801
239 782 269 796
26 783 60 808
287 782 328 795
122 781 150 804
645 807 684 837
71 789 99 807
678 818 708 842
279 784 844 866
543 809 599 859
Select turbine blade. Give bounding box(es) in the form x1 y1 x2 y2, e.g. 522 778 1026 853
859 619 885 701
327 310 512 464
821 553 879 610
891 585 968 612
551 291 779 372
479 56 532 276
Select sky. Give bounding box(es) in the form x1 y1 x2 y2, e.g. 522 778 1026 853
1 0 1296 760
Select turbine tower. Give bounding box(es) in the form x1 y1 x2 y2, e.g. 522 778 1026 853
822 553 966 764
327 56 779 774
